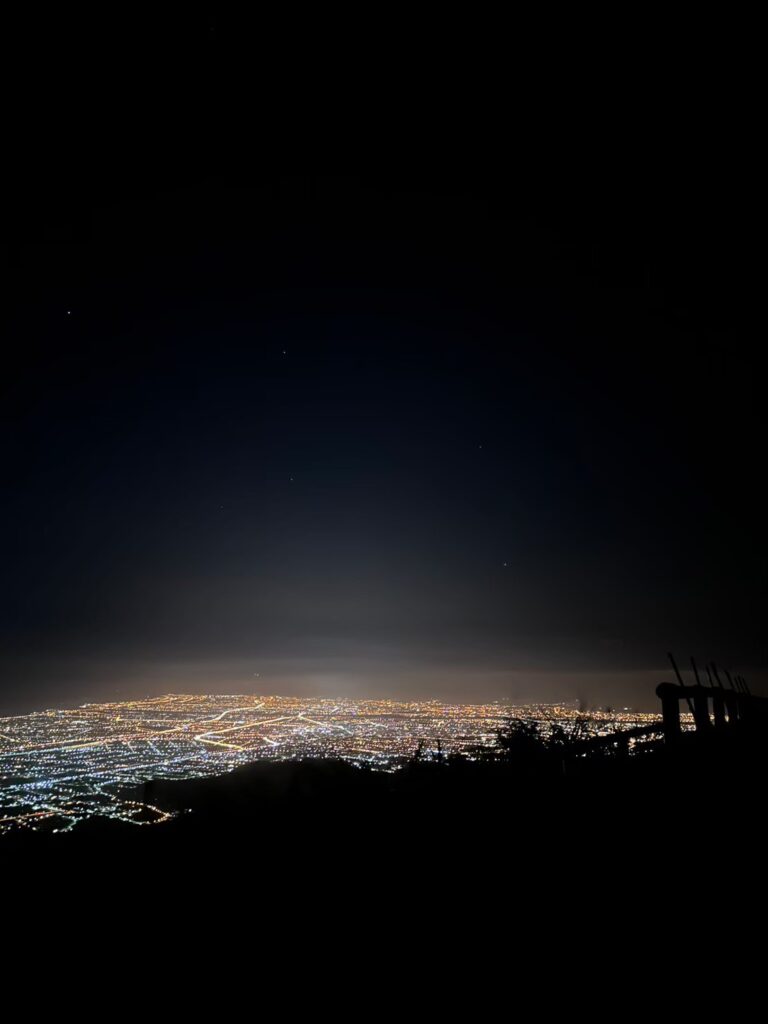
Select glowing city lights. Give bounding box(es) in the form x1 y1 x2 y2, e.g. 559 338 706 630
0 693 667 834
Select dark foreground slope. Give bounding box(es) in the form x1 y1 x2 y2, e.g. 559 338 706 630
5 729 766 884
3 733 765 977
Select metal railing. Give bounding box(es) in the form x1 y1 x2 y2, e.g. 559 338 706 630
655 654 765 743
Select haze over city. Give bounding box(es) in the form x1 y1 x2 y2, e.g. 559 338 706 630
3 173 763 717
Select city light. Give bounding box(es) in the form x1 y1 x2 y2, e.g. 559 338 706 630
0 694 668 834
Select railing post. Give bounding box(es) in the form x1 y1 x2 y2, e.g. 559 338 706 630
724 693 740 725
692 689 712 732
656 683 682 743
712 691 727 730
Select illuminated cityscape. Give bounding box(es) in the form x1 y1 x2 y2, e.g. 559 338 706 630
0 693 666 834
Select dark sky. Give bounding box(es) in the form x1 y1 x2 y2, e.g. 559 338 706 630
1 168 764 713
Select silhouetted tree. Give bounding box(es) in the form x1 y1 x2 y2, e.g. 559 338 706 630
493 718 549 764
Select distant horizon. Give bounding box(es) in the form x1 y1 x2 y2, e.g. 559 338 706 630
3 659 764 719
1 690 620 716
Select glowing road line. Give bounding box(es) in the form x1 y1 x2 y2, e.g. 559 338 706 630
203 704 263 723
193 714 299 745
194 736 244 750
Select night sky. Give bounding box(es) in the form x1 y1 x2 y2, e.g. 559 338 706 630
2 170 764 713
